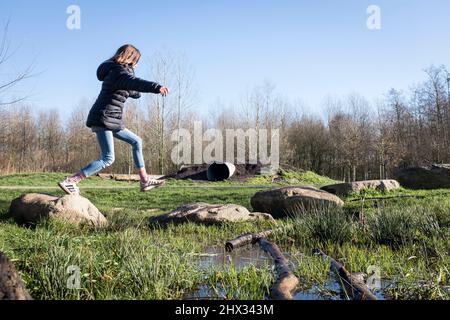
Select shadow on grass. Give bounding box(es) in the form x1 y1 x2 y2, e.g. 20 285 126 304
0 198 13 223
0 198 43 229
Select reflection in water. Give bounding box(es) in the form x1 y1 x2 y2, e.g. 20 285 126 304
185 245 390 300
293 278 390 300
194 245 272 270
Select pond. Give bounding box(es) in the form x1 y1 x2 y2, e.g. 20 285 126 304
184 245 390 300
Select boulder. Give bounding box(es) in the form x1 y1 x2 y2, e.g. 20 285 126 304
251 186 344 218
0 252 33 300
9 194 108 227
395 164 450 189
149 203 275 225
321 180 401 196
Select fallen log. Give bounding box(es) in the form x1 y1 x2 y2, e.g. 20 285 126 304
97 173 140 182
259 238 299 300
97 173 166 182
97 173 114 180
112 174 141 182
97 173 141 182
313 249 377 300
225 229 274 252
225 228 298 300
225 235 377 300
0 252 33 300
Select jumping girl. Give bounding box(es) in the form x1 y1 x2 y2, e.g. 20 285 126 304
58 44 169 196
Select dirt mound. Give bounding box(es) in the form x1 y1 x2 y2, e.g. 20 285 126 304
171 164 209 180
171 163 265 181
233 164 265 180
395 164 450 189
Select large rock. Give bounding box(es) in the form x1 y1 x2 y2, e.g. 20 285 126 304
9 194 108 227
321 180 400 196
0 252 32 300
395 164 450 189
251 186 344 218
149 203 275 225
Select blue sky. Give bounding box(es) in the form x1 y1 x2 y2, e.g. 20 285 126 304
1 0 450 117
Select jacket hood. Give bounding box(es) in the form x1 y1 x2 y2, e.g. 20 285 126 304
97 59 134 81
97 60 118 81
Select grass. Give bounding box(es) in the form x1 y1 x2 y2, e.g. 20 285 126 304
247 169 338 186
0 172 449 300
0 172 131 187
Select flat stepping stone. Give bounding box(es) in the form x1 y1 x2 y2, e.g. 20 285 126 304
321 180 400 196
149 203 275 225
251 186 344 218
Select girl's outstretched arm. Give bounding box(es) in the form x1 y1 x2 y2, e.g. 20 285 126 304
114 68 162 94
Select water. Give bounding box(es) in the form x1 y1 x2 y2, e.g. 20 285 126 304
185 245 391 300
294 281 341 300
293 278 391 300
183 245 273 300
184 285 223 300
191 245 272 270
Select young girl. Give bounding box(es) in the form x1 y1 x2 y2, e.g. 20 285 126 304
59 44 169 196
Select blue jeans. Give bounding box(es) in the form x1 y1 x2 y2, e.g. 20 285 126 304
81 129 145 177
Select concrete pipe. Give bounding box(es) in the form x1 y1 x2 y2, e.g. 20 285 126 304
207 162 236 181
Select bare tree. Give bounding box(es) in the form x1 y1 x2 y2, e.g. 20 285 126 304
0 20 35 106
146 49 195 174
37 109 64 171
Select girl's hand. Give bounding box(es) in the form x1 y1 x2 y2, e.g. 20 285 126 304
160 87 170 96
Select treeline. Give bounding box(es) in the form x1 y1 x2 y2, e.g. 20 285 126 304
1 64 450 181
209 65 450 181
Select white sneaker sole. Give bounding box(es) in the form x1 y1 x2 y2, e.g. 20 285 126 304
141 181 165 192
58 182 80 196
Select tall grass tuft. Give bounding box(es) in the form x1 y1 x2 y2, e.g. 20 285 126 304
366 205 442 247
206 264 273 300
288 203 355 245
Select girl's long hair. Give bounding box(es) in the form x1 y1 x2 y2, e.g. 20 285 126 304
111 44 141 67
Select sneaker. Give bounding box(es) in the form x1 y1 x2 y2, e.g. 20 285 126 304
58 178 81 196
140 178 165 192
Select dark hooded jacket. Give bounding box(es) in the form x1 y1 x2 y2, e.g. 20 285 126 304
86 59 162 131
